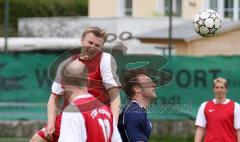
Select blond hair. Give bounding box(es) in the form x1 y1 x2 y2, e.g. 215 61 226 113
82 26 107 42
212 77 228 88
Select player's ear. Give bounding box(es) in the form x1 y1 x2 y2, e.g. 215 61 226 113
132 85 142 93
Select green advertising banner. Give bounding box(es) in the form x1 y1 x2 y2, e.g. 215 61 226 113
0 53 58 120
115 55 240 120
0 53 240 120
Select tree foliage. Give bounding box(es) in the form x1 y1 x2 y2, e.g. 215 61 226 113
0 0 88 36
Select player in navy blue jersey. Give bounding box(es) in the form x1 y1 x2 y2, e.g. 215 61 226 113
118 69 157 142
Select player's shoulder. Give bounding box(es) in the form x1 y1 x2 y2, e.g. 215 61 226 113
205 100 214 104
102 52 112 58
234 101 240 107
124 102 146 114
102 52 111 56
100 52 116 66
199 101 208 109
123 103 147 123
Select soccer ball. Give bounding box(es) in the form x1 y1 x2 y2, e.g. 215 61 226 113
193 9 222 37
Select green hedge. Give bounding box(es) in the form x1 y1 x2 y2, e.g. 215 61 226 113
0 0 88 36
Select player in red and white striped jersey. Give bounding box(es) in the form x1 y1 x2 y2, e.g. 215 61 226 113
59 95 121 142
195 77 240 142
58 59 121 142
30 27 121 142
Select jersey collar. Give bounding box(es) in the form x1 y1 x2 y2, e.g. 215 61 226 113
131 100 146 110
213 98 230 104
72 94 92 103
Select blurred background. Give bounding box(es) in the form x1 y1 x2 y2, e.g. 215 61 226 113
0 0 240 141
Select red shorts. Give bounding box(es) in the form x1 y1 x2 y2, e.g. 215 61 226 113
37 114 62 142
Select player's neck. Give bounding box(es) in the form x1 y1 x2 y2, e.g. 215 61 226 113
132 96 150 109
214 97 227 104
66 88 89 102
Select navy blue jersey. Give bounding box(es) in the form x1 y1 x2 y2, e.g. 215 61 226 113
118 101 152 142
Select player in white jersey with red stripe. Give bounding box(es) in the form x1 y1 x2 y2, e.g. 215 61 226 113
195 77 240 142
30 27 121 142
58 60 121 142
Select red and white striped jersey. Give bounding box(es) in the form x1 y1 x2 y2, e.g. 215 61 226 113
51 52 121 109
58 94 122 142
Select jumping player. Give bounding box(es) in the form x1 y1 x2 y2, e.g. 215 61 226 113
30 27 121 142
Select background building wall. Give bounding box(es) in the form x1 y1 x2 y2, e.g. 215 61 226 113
133 0 158 17
183 30 240 56
89 0 206 19
18 17 187 37
182 0 203 19
173 41 189 55
89 0 117 17
138 27 240 56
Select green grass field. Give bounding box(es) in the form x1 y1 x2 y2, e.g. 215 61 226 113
149 135 194 142
0 136 194 142
0 138 28 142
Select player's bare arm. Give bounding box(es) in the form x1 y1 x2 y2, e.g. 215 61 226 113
194 126 205 142
108 87 121 124
237 129 240 142
45 93 60 140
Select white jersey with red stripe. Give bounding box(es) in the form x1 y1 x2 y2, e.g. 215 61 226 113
58 94 122 142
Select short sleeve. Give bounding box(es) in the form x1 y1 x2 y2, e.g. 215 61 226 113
100 53 121 89
234 102 240 129
51 56 74 95
51 81 64 95
195 102 207 128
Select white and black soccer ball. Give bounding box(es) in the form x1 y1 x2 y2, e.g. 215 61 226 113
193 9 222 37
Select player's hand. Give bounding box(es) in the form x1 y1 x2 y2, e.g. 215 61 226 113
44 126 55 141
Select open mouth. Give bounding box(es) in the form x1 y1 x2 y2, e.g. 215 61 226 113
86 48 95 55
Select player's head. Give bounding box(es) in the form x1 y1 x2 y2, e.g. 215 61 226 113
212 77 228 88
80 27 107 60
212 77 228 98
123 69 156 100
81 26 107 48
61 60 88 89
